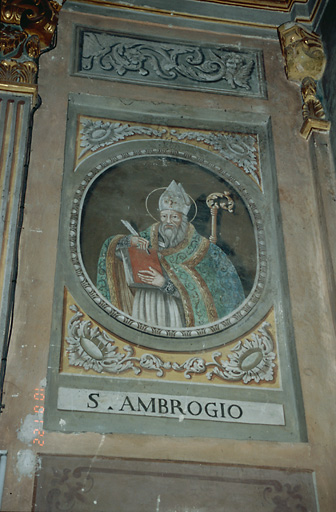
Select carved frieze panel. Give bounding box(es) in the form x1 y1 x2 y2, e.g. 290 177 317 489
73 28 267 98
33 455 319 512
45 94 305 442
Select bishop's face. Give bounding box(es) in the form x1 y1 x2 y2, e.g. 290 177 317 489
159 209 186 248
159 210 183 230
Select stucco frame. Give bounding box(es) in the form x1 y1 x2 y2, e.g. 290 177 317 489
44 93 306 442
71 142 266 346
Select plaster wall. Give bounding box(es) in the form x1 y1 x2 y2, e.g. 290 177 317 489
1 8 336 511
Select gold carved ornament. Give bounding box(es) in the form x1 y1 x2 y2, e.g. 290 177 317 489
0 58 37 83
0 0 65 89
278 22 330 140
1 0 65 49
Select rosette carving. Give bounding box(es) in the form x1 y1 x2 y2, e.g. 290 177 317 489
79 119 167 158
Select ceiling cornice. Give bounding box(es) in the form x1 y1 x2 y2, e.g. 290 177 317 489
64 0 327 38
192 0 309 13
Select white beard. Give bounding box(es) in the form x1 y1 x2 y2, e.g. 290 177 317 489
158 217 189 248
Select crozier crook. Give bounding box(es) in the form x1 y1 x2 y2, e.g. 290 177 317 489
206 192 234 244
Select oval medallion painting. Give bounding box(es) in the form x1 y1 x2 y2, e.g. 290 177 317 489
79 154 260 338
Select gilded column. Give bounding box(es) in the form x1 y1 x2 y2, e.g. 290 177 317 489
0 0 65 410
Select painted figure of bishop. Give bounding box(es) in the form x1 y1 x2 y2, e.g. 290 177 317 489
97 181 244 328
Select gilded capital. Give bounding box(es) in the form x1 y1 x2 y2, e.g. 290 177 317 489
278 23 326 84
0 0 65 89
1 0 65 50
278 23 330 140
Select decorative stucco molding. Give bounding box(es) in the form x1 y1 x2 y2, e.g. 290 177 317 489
278 22 330 140
74 28 267 98
78 118 261 186
66 305 276 384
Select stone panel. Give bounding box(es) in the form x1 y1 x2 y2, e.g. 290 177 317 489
33 454 318 512
73 28 267 98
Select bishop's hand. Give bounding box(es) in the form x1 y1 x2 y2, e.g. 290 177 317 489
137 267 165 287
130 236 149 252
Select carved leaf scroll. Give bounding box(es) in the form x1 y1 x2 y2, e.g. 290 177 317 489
65 306 276 384
77 30 265 97
82 32 255 88
79 119 167 158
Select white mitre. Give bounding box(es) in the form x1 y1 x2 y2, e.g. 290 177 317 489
159 181 191 216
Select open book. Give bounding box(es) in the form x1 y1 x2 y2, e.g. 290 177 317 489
121 247 164 289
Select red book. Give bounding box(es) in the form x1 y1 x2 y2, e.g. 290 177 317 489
121 247 163 288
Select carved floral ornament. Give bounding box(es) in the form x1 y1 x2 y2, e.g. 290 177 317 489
278 22 330 140
0 0 65 86
66 305 277 384
79 118 261 187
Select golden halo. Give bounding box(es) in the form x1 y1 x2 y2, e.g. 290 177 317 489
145 187 198 222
